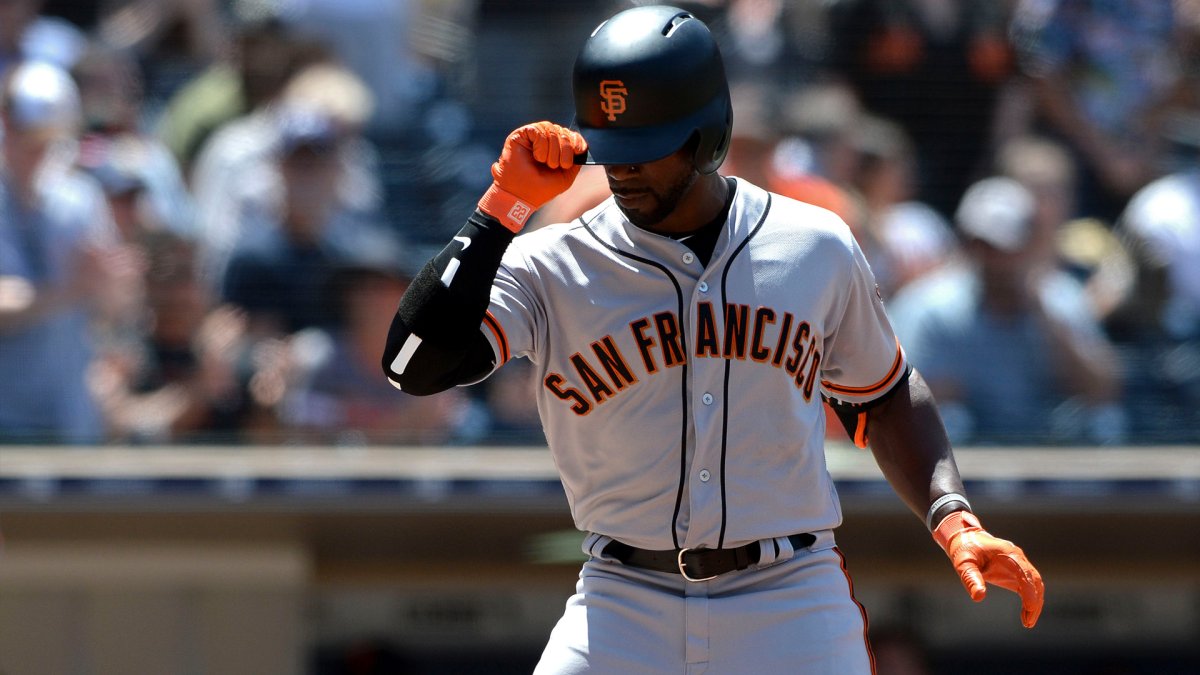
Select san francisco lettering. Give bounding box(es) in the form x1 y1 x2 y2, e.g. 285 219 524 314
543 304 822 415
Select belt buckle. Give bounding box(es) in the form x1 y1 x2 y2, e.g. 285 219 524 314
677 547 718 582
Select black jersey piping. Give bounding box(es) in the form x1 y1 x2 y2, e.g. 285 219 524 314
581 216 691 550
716 193 772 549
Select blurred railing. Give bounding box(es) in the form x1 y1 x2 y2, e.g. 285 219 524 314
1 444 1197 674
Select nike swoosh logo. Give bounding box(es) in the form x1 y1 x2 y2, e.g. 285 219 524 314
453 235 471 252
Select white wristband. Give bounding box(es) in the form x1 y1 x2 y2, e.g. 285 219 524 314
925 492 972 531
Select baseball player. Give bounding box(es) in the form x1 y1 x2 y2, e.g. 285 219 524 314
383 6 1044 673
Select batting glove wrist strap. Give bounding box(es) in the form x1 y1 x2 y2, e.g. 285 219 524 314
932 509 982 551
478 184 535 233
925 492 972 531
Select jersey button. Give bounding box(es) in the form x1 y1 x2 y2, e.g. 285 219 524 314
699 469 711 482
702 393 714 405
682 252 695 264
697 281 708 293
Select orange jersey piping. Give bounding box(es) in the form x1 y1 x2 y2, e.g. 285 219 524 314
483 311 510 364
821 338 904 397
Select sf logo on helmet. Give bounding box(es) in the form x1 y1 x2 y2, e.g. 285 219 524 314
599 80 628 121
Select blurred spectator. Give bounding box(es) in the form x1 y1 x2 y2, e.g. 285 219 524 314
72 40 195 238
1150 3 1200 141
722 81 777 188
832 0 1015 215
269 62 383 215
1010 0 1178 220
468 0 610 137
1106 123 1200 442
0 0 87 74
767 82 863 227
854 114 958 296
191 61 381 288
0 61 135 443
1117 136 1200 342
94 0 228 101
281 259 481 445
219 106 399 339
701 0 839 89
261 0 433 133
156 15 328 173
0 0 1192 449
78 136 173 242
997 134 1135 323
996 135 1078 263
889 177 1125 444
1056 217 1136 328
88 232 252 443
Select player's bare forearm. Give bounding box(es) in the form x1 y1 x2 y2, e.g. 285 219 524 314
868 369 1046 627
865 368 969 525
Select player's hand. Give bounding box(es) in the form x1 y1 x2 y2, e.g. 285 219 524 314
478 121 587 233
933 511 1045 628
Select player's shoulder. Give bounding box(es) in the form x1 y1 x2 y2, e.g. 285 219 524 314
763 189 854 237
749 183 859 259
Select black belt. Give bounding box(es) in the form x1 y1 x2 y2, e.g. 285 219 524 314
602 533 816 581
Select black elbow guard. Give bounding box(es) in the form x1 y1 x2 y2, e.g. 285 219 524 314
382 312 496 395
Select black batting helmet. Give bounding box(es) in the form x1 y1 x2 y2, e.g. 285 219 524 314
573 5 732 174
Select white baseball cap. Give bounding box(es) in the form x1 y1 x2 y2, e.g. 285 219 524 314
2 61 82 136
955 176 1037 252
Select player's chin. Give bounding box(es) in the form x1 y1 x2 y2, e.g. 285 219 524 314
616 199 667 229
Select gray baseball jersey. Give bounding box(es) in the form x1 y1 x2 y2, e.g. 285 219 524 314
479 178 906 552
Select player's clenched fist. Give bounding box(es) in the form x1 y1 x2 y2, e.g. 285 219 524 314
934 511 1045 628
478 121 588 233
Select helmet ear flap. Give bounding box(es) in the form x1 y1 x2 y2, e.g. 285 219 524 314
694 105 732 175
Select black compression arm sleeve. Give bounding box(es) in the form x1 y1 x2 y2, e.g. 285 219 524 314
382 210 515 395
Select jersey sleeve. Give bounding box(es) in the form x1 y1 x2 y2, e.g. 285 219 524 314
819 236 908 406
477 241 544 374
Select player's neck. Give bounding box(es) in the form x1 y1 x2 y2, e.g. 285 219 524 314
644 173 730 237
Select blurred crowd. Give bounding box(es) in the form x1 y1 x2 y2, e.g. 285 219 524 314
1 0 1199 447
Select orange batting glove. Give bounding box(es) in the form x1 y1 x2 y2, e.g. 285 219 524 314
478 121 587 233
933 511 1045 628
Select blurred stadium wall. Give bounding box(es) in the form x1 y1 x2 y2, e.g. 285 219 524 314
0 444 1197 675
